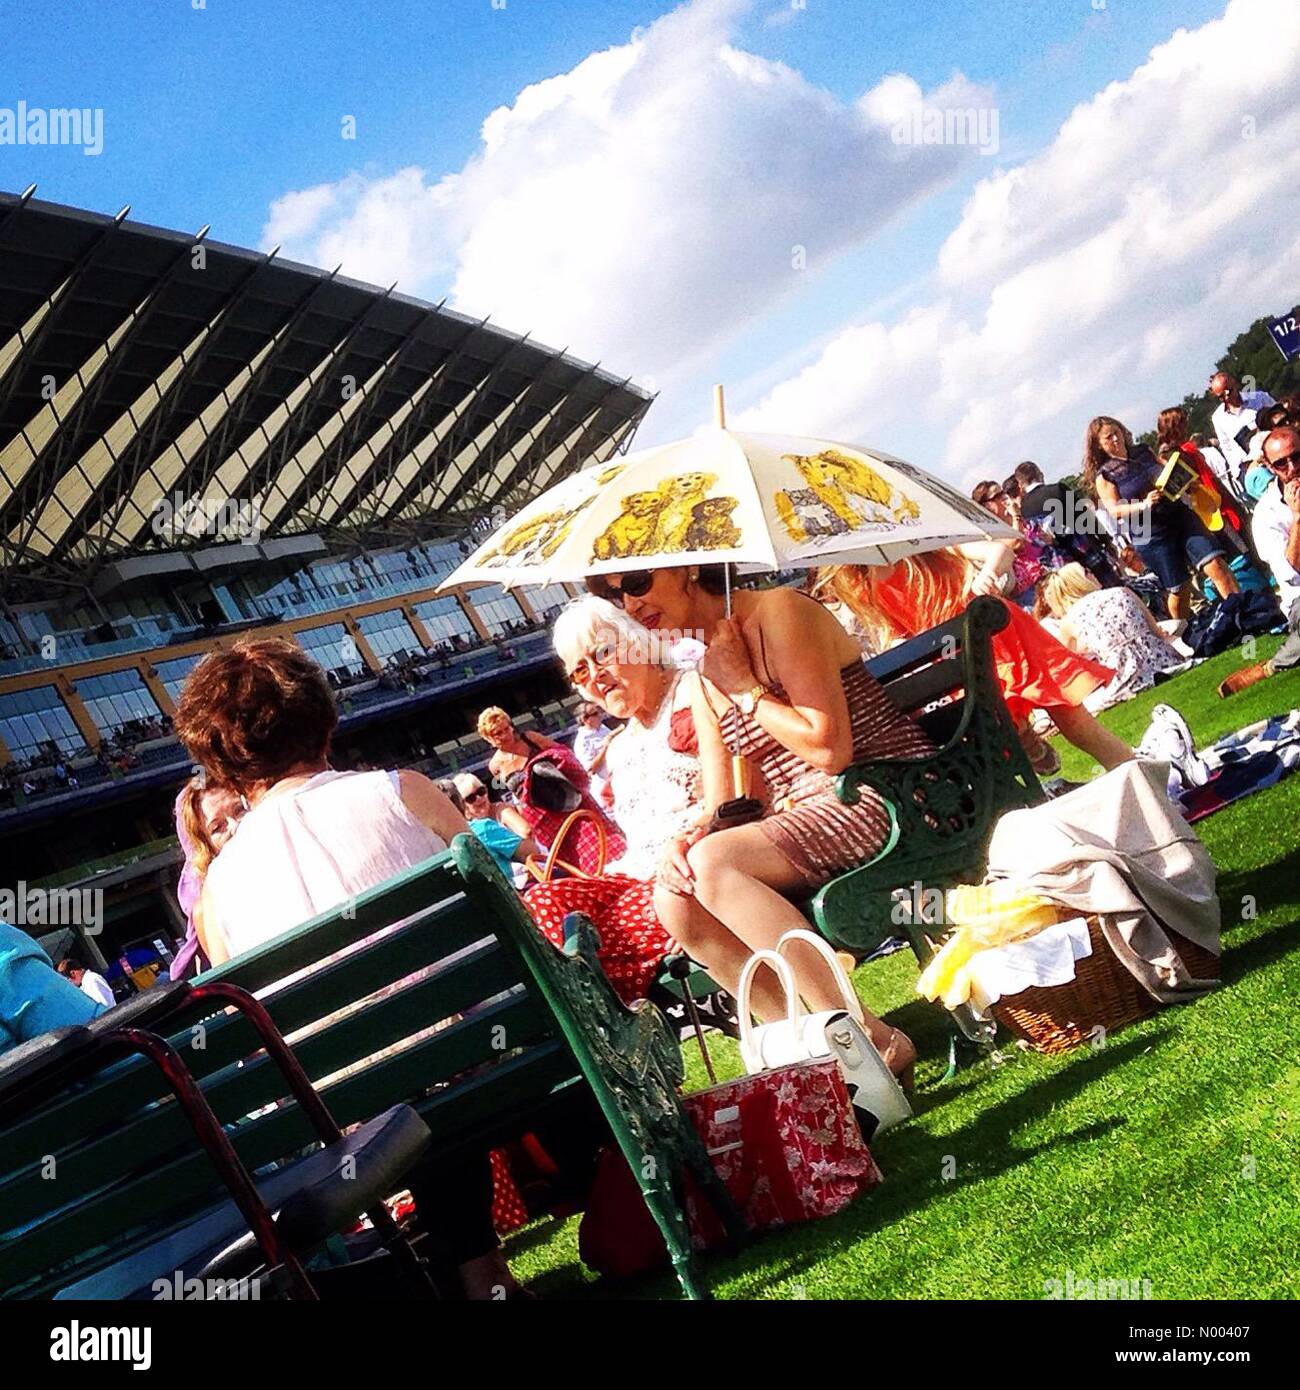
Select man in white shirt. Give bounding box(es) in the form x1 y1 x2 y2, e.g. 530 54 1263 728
1210 372 1275 496
1219 426 1300 696
55 957 116 1007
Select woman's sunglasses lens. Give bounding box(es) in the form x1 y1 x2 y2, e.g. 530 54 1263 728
622 571 654 597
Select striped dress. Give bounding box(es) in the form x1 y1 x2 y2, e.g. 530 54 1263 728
720 662 934 887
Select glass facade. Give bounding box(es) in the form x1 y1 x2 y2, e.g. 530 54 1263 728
524 583 574 622
295 623 368 679
412 597 478 646
153 654 203 705
0 685 85 763
466 585 526 639
356 609 423 664
75 669 162 739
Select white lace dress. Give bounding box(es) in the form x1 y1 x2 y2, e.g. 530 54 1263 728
604 674 704 878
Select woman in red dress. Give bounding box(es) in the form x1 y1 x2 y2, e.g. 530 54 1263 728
824 545 1134 771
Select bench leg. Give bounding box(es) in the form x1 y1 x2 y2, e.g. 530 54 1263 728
188 981 439 1298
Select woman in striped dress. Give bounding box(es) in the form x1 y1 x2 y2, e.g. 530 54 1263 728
584 567 932 1085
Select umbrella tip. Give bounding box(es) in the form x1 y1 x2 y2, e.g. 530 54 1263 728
713 383 726 429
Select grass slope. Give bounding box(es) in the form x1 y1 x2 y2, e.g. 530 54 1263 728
508 642 1300 1299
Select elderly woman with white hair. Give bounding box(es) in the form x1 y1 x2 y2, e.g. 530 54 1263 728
522 596 705 1002
540 596 917 1087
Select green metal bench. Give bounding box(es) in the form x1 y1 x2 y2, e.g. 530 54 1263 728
808 596 1045 959
0 834 738 1301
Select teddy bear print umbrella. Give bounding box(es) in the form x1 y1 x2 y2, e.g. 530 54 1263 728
438 387 1017 591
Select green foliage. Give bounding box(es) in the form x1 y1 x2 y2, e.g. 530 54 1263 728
1136 305 1299 452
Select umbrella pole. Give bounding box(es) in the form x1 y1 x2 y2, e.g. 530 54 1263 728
713 381 748 800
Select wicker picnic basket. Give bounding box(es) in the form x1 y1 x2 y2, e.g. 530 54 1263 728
991 915 1220 1054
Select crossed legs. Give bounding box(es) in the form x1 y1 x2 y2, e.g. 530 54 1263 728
654 822 903 1055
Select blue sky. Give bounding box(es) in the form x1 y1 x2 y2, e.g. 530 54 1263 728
2 0 1289 482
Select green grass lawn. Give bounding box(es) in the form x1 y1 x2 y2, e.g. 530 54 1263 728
506 639 1300 1299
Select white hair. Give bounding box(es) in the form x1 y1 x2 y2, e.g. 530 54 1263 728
551 594 655 671
452 771 485 799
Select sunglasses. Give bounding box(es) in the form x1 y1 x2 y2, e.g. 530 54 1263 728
1267 450 1300 473
597 570 655 607
464 787 489 802
567 640 618 688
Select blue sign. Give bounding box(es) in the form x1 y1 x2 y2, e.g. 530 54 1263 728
1268 313 1300 362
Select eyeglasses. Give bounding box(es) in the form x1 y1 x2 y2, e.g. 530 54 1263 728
566 640 618 688
597 570 655 608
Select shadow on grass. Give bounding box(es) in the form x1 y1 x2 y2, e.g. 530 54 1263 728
1217 838 1300 929
524 1026 1174 1300
1214 915 1300 985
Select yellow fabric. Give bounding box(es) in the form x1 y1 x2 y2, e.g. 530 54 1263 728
917 883 1060 1008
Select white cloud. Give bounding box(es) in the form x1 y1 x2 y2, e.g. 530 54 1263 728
738 0 1300 485
260 0 985 380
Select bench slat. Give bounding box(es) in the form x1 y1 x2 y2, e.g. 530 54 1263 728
0 892 497 1171
0 993 555 1288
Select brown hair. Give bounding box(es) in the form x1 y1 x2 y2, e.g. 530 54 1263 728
174 637 337 793
971 480 1003 512
1156 407 1189 457
178 779 220 879
1082 416 1132 491
585 563 731 602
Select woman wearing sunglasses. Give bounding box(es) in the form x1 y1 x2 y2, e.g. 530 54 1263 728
524 596 709 1004
584 566 934 1083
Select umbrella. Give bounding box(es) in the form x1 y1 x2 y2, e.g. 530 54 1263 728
439 386 1018 592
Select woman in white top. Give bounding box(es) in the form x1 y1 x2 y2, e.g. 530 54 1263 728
1040 564 1187 712
522 598 706 1003
173 636 518 1300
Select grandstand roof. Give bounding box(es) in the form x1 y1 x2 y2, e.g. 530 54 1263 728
0 189 652 591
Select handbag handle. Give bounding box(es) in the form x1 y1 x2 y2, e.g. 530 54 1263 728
527 807 609 884
774 928 865 1025
735 948 801 1059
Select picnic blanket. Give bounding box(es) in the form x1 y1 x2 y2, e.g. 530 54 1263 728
1176 710 1300 822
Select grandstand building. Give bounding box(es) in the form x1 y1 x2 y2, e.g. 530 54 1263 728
0 190 651 979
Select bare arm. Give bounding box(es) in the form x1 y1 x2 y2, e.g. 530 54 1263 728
688 671 738 815
511 833 543 862
499 803 531 838
1096 474 1159 520
1135 598 1177 646
398 769 472 844
956 539 1015 596
700 588 856 774
1285 482 1300 573
194 888 227 968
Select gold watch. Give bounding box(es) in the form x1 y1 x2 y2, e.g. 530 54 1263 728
737 682 768 716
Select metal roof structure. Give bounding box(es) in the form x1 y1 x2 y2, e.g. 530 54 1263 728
0 188 652 597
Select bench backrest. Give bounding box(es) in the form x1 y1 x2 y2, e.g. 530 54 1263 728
865 596 1022 747
0 837 578 1299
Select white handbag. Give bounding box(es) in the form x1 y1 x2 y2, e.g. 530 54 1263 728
736 929 913 1133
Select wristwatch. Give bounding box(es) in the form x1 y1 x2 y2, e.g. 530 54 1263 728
736 682 769 716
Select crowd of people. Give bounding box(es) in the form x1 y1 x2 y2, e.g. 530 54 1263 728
959 381 1299 702
2 369 1296 1297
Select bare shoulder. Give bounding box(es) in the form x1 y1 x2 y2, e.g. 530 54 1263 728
751 585 853 661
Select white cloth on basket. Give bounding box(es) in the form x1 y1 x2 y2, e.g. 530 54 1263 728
965 917 1093 1014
